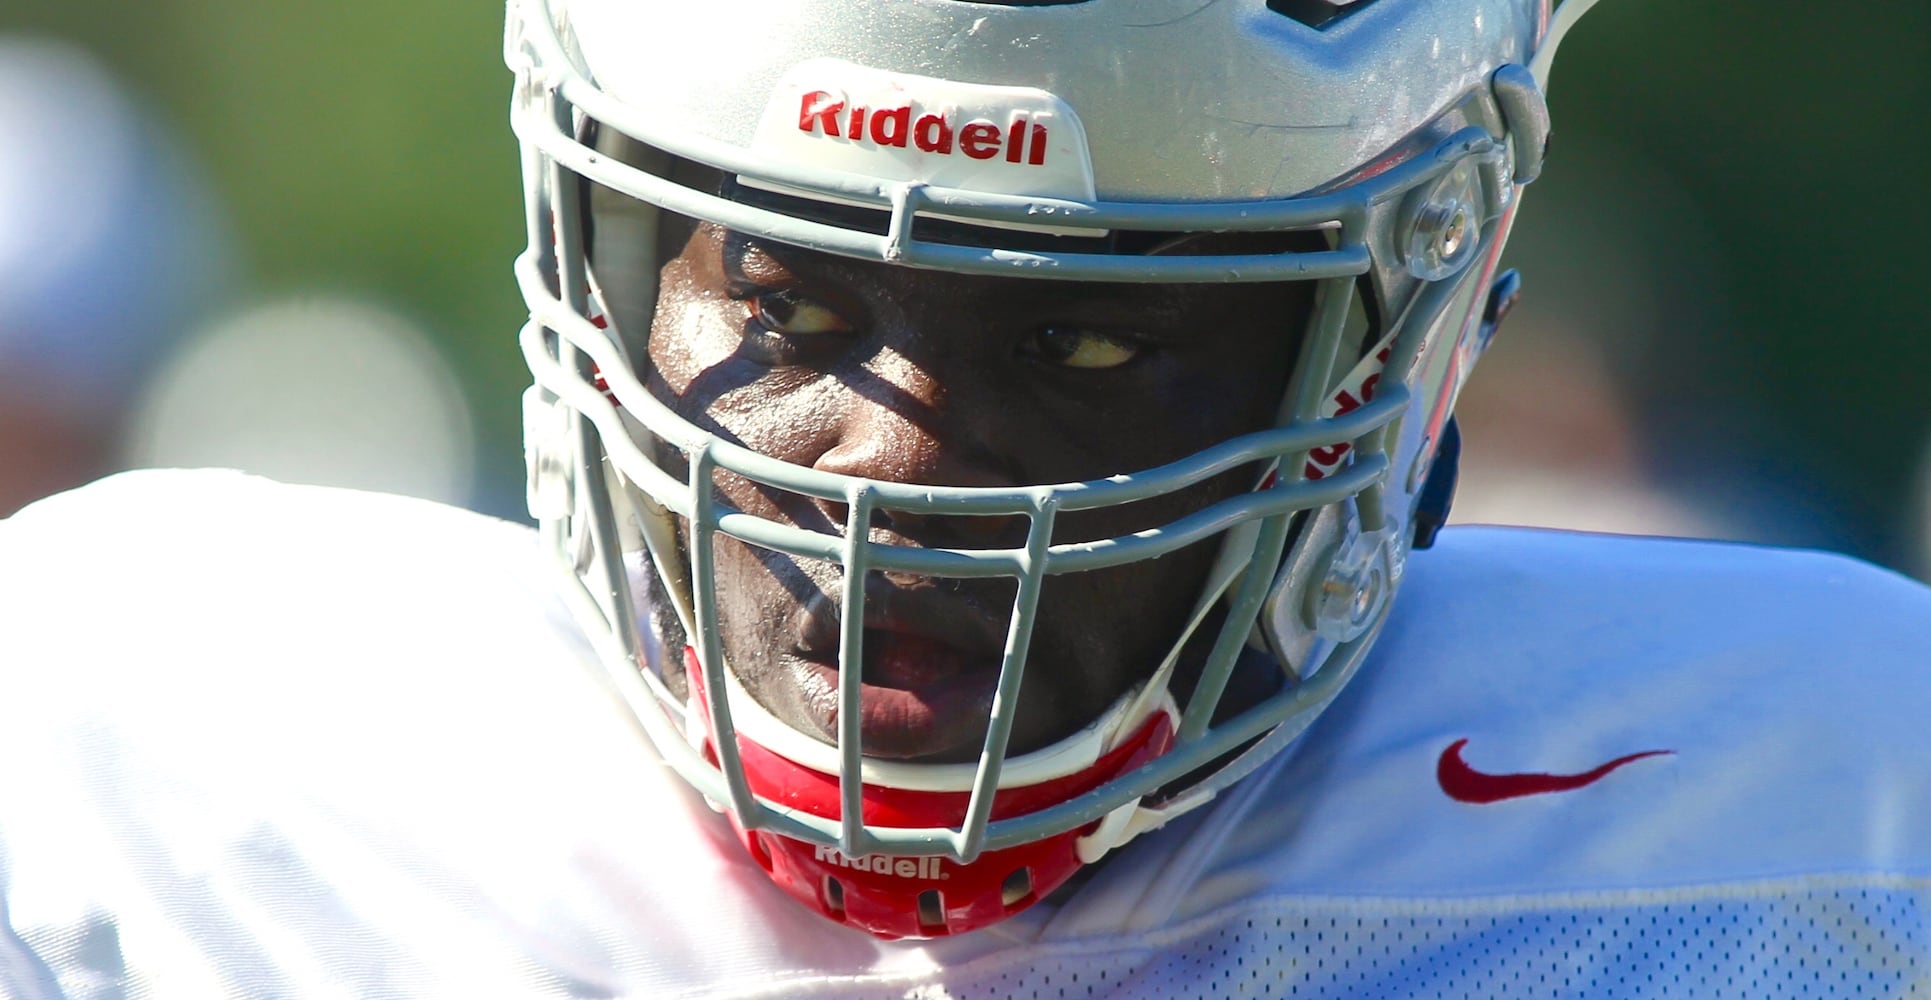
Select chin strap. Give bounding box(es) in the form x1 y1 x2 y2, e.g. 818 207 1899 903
1530 0 1609 91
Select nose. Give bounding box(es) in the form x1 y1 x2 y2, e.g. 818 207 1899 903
809 352 1025 548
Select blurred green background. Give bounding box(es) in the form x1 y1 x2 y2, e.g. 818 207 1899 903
3 0 1927 576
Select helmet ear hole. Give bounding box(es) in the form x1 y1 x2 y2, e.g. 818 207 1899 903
822 876 847 920
1000 867 1035 908
916 889 947 934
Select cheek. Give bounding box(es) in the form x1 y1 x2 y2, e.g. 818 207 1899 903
645 279 844 615
646 266 737 397
1011 355 1288 495
1023 457 1257 690
646 286 837 469
1004 531 1225 746
1154 292 1302 438
1158 344 1293 442
712 543 829 670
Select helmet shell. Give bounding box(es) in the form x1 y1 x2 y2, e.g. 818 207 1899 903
566 0 1540 201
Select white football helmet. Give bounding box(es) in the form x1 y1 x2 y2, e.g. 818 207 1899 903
507 0 1597 939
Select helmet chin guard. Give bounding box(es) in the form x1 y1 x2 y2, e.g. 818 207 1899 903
507 0 1601 940
684 649 1177 938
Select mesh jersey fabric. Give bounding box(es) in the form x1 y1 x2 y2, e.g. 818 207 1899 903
2 469 1930 999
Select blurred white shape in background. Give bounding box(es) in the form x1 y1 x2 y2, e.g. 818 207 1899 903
0 39 216 396
125 297 477 506
0 38 233 515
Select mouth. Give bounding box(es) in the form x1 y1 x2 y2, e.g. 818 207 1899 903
788 583 1008 761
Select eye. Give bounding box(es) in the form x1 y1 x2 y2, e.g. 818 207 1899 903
749 289 851 336
1027 327 1143 370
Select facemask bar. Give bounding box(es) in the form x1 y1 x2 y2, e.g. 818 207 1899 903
520 288 1408 861
510 0 1517 863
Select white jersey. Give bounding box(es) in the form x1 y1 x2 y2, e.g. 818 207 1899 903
3 470 1930 999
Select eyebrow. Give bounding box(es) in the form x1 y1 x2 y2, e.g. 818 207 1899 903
721 233 798 286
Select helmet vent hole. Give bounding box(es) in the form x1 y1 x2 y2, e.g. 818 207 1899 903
822 876 847 919
1001 867 1035 908
1265 0 1377 31
916 889 946 933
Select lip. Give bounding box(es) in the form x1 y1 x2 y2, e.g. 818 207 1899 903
789 582 1009 760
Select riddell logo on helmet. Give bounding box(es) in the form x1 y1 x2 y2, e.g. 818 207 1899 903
797 90 1050 166
813 844 950 880
751 61 1096 205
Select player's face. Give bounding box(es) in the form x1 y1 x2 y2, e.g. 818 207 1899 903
644 221 1312 761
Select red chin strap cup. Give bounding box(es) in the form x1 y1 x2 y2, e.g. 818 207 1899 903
684 648 1175 939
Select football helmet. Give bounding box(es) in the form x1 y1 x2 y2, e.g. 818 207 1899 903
507 0 1598 938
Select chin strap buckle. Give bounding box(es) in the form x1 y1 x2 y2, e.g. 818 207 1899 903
1074 796 1198 865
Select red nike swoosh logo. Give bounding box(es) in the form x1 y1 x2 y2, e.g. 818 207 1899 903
1437 738 1672 804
